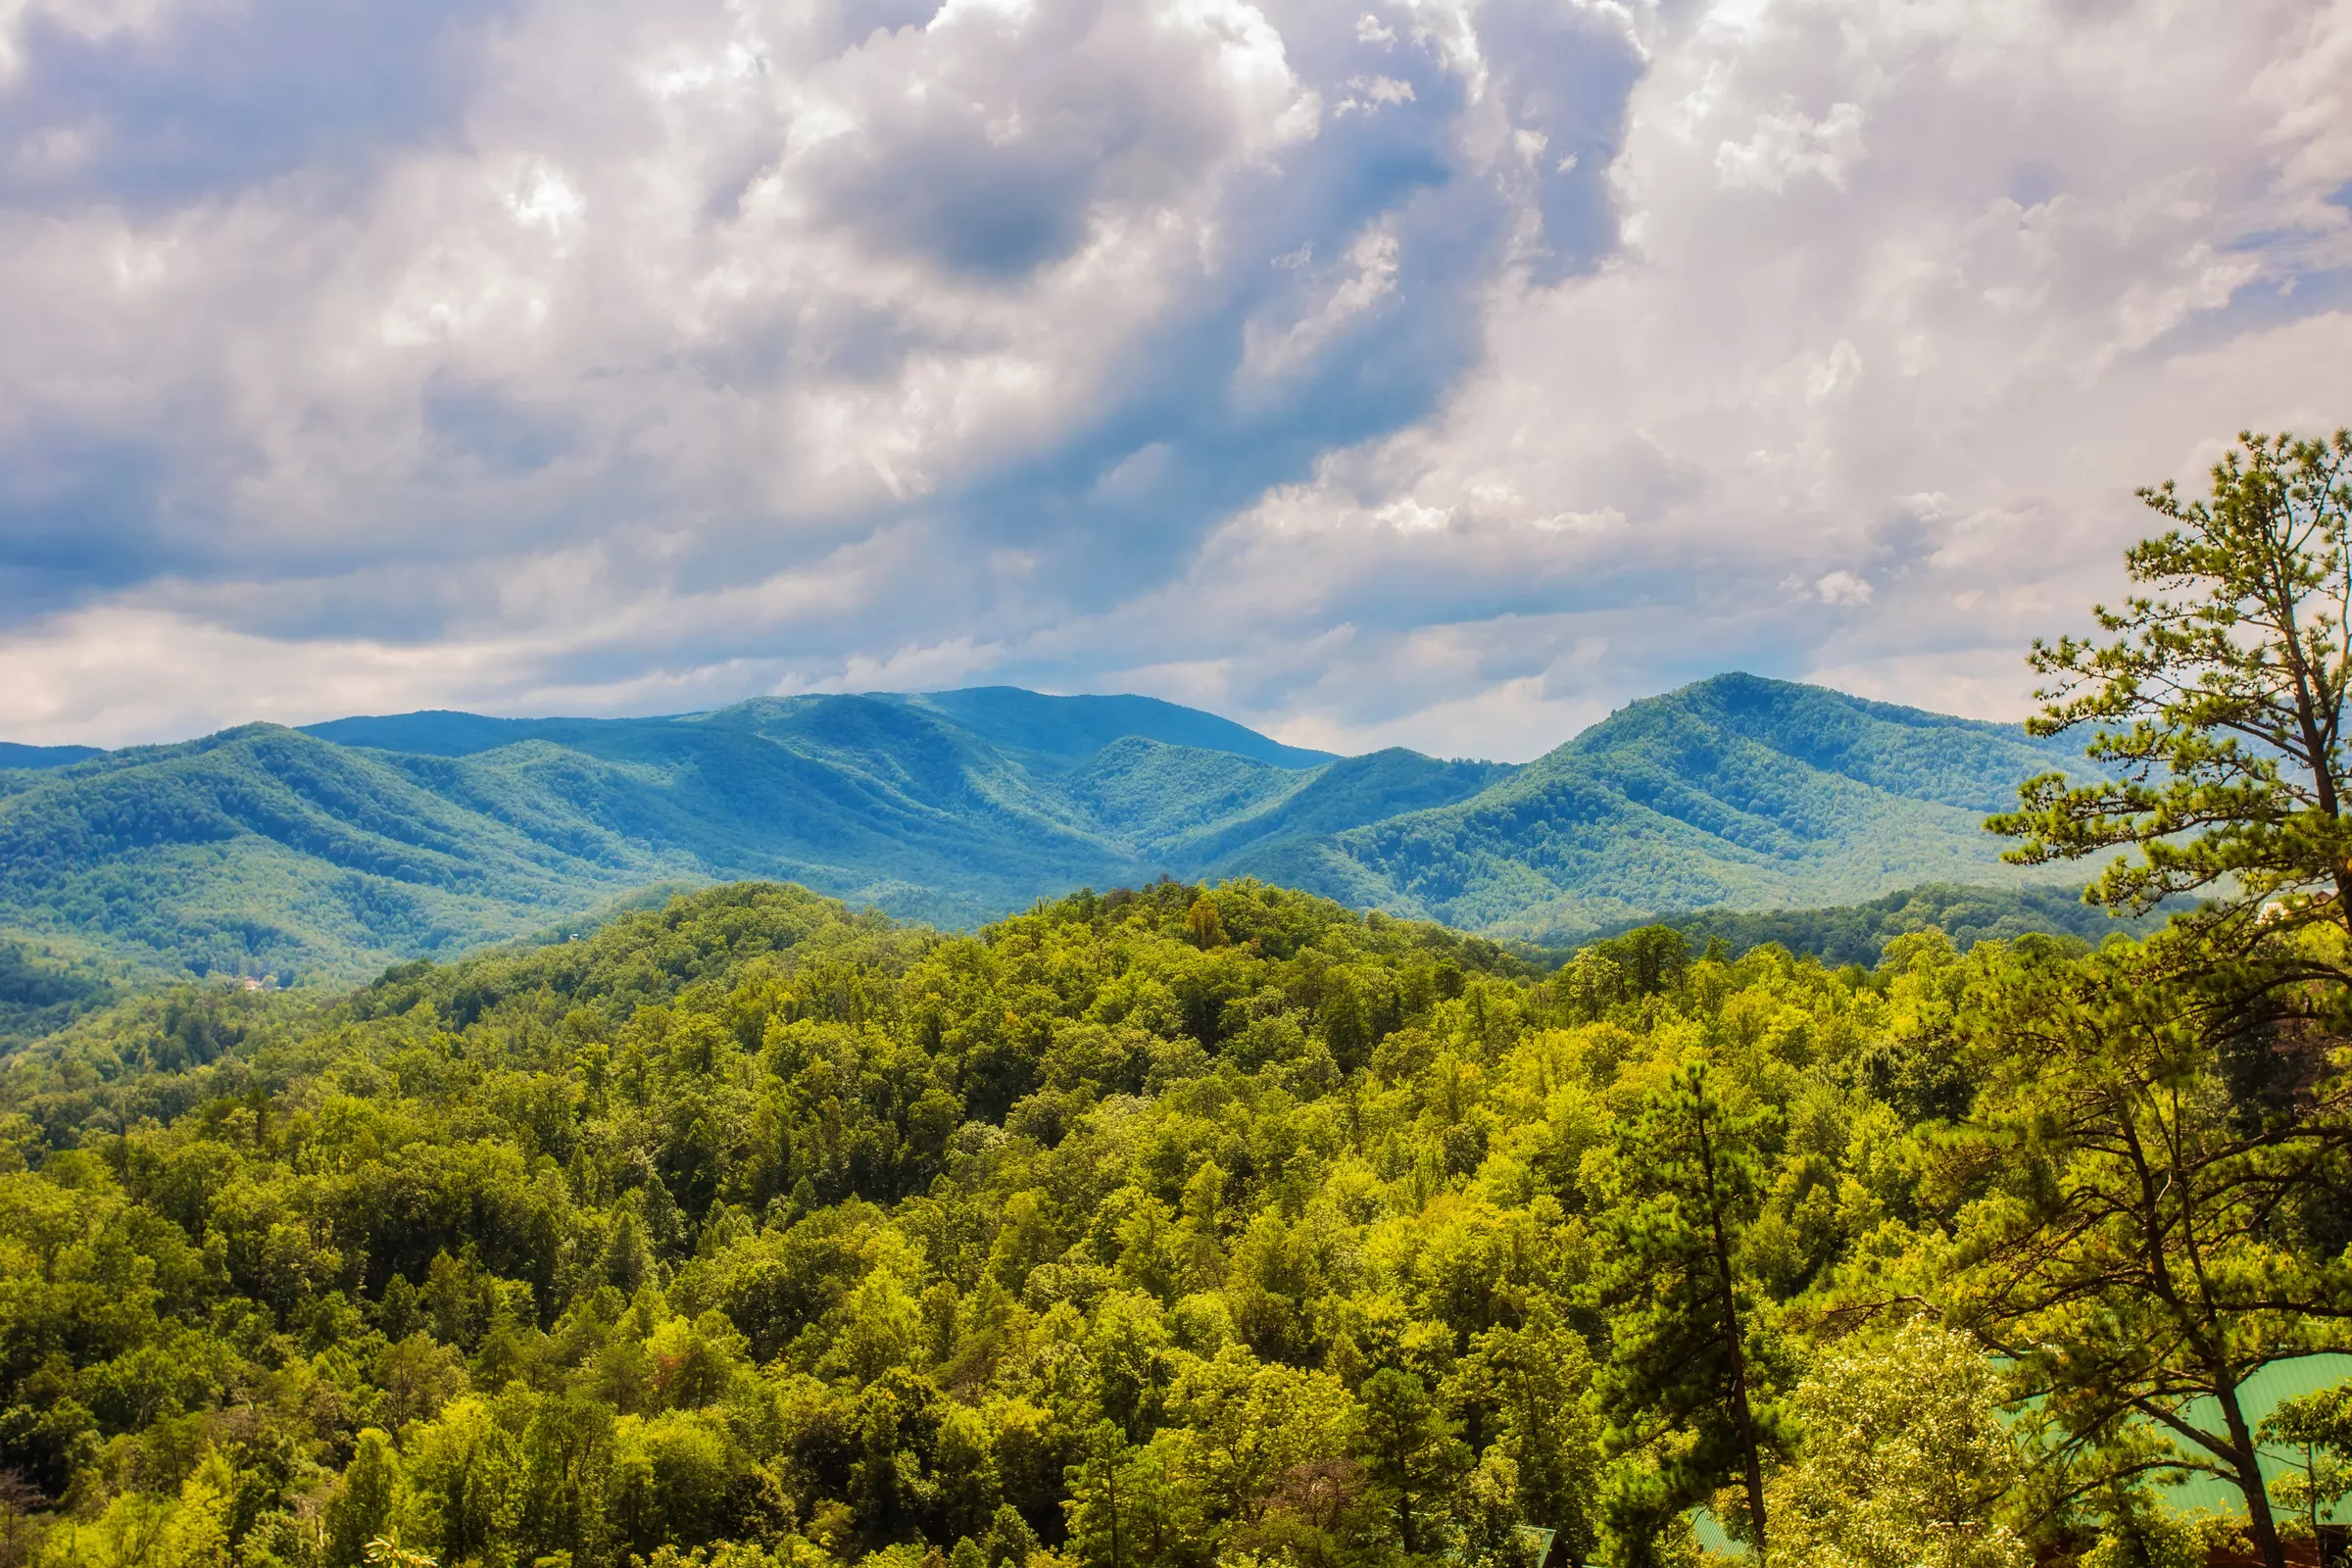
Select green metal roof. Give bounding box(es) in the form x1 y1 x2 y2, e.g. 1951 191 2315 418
1682 1354 2352 1560
2159 1354 2352 1522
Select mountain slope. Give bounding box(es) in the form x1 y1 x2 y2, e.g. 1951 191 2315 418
0 673 2098 981
1587 881 2164 968
1056 738 1313 857
1186 749 1518 866
0 701 1174 981
1227 673 2086 941
302 687 1340 768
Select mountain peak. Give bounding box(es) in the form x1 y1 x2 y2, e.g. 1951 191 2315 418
1207 671 2090 942
880 687 1338 769
1631 670 2010 727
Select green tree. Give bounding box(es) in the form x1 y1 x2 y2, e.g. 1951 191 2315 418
604 1210 656 1297
1356 1367 1470 1556
364 1538 439 1568
513 1392 617 1567
1066 1421 1135 1568
1991 428 2352 947
982 1501 1042 1568
402 1395 522 1564
849 1367 941 1541
1552 951 1627 1025
1089 1292 1174 1443
1111 1435 1207 1568
1449 1306 1603 1561
1456 1449 1539 1568
1591 1064 1785 1560
324 1431 403 1568
1763 1318 2027 1568
1592 928 1690 999
1942 942 2352 1568
609 1410 736 1556
1168 1352 1354 1537
2258 1380 2352 1549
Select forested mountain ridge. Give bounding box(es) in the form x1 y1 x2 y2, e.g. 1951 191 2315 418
1580 880 2168 969
1255 673 2085 939
0 875 2316 1568
0 676 2084 990
0 742 100 771
299 689 1339 771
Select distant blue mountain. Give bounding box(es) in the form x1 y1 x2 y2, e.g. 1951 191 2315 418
881 687 1338 767
301 688 1340 768
0 675 2091 985
297 710 633 756
0 742 102 770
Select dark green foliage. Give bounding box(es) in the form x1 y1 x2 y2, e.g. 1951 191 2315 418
0 937 119 1051
0 743 101 771
1590 1068 1786 1554
1582 928 1691 999
1356 1370 1469 1554
1180 752 1516 868
1594 881 2170 969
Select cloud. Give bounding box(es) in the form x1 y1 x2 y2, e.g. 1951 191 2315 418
0 0 2345 763
1715 100 1863 193
1814 569 1872 607
1152 0 2352 758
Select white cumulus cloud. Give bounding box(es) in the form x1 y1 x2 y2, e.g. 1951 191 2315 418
0 0 2343 763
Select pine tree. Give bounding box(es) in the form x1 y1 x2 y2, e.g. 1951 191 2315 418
1356 1368 1470 1556
1993 427 2352 953
1591 1064 1785 1559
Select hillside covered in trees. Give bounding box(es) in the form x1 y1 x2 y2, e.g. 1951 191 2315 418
1590 881 2174 970
0 676 2079 990
3 873 2340 1568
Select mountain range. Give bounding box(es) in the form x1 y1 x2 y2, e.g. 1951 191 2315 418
0 673 2090 988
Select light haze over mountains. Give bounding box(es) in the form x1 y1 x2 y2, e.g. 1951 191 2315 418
0 673 2087 986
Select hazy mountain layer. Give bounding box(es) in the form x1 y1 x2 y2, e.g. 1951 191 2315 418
0 675 2091 981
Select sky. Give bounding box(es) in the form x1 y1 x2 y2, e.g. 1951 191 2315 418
0 0 2346 762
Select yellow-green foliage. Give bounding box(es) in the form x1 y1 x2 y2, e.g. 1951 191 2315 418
1764 1319 2027 1568
0 879 2203 1568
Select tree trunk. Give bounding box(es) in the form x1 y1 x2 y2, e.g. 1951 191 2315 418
1694 1106 1768 1560
2216 1379 2287 1568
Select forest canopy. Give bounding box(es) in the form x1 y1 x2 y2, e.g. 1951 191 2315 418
1 865 2343 1568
